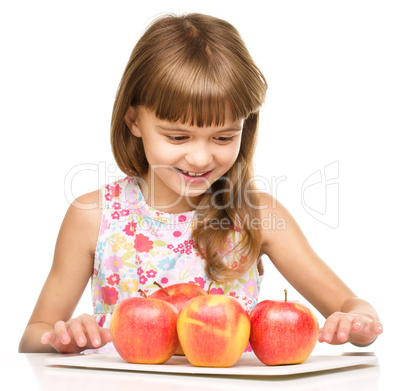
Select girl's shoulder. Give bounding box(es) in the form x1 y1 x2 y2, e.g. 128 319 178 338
99 175 139 210
254 191 282 216
254 191 296 252
256 191 310 263
67 189 103 256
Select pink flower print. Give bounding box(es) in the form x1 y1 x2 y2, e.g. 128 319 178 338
120 209 130 217
209 287 224 295
105 184 111 192
244 341 253 353
123 221 137 236
134 233 154 253
99 215 109 236
167 244 174 249
146 269 157 279
112 202 121 210
102 286 119 305
107 273 121 286
111 184 122 198
189 277 206 289
93 281 102 302
104 255 123 272
137 267 144 276
97 315 106 328
111 211 120 220
242 279 256 296
131 207 143 217
139 275 148 285
105 193 113 202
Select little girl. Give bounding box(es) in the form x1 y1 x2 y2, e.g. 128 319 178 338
19 13 382 354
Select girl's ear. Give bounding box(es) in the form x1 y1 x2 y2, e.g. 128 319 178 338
124 106 142 137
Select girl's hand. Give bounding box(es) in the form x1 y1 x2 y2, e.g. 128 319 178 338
40 314 112 353
319 312 383 346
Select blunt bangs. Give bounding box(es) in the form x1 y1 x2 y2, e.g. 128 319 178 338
130 15 267 127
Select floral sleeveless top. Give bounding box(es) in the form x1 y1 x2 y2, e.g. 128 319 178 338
87 176 264 354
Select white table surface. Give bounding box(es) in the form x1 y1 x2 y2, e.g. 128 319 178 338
1 350 396 391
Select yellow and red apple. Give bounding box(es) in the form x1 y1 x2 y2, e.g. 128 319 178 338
110 296 179 364
177 294 250 367
149 282 208 355
249 291 319 365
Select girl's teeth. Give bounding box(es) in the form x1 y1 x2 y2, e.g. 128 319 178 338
178 168 206 177
188 172 205 177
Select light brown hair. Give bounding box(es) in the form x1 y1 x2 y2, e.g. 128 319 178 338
111 13 267 282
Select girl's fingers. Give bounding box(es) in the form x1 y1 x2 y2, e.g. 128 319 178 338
41 331 55 345
41 330 72 352
373 321 383 335
67 315 109 348
54 320 71 345
40 316 110 353
350 317 364 332
321 313 341 343
80 315 102 347
67 319 88 347
100 327 112 344
336 315 356 343
320 313 383 346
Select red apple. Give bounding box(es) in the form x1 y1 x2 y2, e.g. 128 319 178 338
149 282 208 313
110 294 179 364
249 290 319 365
149 281 208 355
177 294 251 367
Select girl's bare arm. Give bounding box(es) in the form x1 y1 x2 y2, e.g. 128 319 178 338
258 193 382 346
19 190 111 353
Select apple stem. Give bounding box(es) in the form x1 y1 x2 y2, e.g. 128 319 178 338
208 281 213 295
138 289 147 298
153 281 170 296
284 289 287 302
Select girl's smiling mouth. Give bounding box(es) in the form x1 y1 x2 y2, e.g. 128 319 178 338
174 167 213 181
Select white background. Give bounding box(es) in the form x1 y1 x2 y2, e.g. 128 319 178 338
1 0 400 383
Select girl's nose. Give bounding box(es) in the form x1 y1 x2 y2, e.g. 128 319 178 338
185 142 213 169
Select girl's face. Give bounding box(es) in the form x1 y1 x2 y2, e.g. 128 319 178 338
125 106 244 213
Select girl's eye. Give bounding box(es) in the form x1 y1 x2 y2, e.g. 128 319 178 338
213 136 234 143
167 136 188 143
166 135 235 143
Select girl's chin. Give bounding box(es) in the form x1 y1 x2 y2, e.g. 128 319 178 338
178 186 210 199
